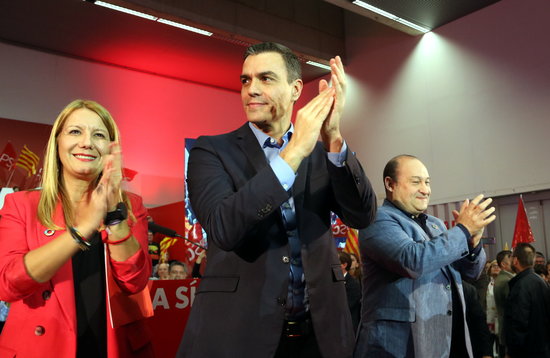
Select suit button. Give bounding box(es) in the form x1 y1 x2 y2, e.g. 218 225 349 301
447 310 452 316
282 256 290 264
42 290 51 300
35 326 45 336
277 297 286 306
445 284 451 290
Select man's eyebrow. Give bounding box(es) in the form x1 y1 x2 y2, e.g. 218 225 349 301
240 71 279 80
410 176 430 180
258 71 278 78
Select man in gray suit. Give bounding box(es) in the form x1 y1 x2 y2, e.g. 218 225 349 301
493 249 514 357
355 155 495 358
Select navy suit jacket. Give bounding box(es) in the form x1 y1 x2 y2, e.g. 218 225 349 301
178 123 377 358
355 200 486 358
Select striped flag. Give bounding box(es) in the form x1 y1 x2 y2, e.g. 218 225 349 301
160 236 178 259
344 228 360 259
15 145 40 177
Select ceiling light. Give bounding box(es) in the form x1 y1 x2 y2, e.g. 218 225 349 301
94 1 157 21
352 0 431 33
87 1 213 37
306 61 331 71
157 19 213 36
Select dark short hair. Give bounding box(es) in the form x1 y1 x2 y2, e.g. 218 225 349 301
496 250 512 267
534 263 548 276
339 251 352 271
536 251 545 259
244 42 302 83
383 154 418 184
512 243 536 268
169 261 187 272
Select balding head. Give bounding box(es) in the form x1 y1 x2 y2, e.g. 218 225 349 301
383 155 431 216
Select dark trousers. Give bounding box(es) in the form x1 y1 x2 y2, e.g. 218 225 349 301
449 282 468 358
274 316 322 358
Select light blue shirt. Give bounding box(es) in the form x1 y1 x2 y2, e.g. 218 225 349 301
248 122 347 318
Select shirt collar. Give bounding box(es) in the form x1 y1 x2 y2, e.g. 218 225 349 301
248 122 294 149
385 199 428 222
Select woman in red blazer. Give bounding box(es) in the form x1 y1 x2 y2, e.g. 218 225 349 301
0 100 154 358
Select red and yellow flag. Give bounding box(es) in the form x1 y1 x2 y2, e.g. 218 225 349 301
344 228 360 259
15 145 40 177
160 236 178 260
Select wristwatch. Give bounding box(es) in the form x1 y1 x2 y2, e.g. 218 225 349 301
104 202 128 226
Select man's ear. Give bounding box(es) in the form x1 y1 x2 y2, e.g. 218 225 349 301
384 176 394 192
291 79 303 102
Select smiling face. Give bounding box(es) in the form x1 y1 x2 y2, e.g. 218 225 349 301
170 264 187 280
386 157 431 216
157 263 170 280
57 108 110 182
240 52 302 134
489 262 501 277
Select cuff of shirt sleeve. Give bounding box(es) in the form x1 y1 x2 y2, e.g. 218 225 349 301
271 155 296 191
466 243 483 261
327 141 347 168
456 223 470 239
456 223 482 260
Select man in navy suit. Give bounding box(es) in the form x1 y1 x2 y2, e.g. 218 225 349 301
177 42 377 358
355 155 495 358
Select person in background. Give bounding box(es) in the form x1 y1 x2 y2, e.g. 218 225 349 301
191 250 206 278
355 154 494 358
493 249 514 358
169 261 188 280
463 281 493 358
534 263 550 285
349 252 363 284
535 251 546 266
0 99 153 357
147 230 160 269
504 243 550 358
178 42 377 358
338 251 361 332
156 262 171 280
485 260 500 341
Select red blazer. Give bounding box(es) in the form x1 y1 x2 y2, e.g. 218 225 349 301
0 190 153 358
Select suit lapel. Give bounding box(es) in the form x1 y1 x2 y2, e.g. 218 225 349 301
47 202 77 331
235 123 269 174
235 124 284 227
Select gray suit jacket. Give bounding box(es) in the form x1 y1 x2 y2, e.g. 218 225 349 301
355 200 486 358
178 124 377 358
493 269 514 343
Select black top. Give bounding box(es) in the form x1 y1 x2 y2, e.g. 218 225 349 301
504 268 550 357
72 232 107 358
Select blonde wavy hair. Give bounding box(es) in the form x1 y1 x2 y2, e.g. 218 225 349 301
38 99 133 229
